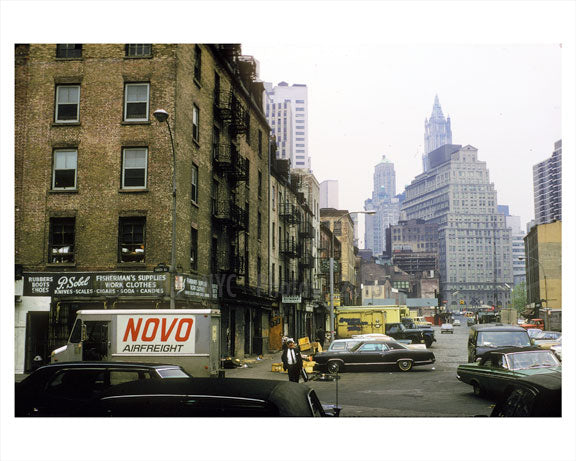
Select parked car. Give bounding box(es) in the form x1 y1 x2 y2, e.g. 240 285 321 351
385 322 431 347
467 317 475 326
490 373 561 417
313 339 435 373
533 331 562 349
72 378 335 417
467 324 532 362
453 319 461 326
15 361 191 417
457 347 561 397
400 318 436 347
520 318 545 330
441 323 454 334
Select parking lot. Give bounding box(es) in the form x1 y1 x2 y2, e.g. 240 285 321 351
227 315 497 417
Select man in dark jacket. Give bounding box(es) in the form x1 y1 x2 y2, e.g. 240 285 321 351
281 339 303 383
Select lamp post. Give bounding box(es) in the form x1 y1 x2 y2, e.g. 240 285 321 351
329 210 375 342
153 109 177 310
519 256 548 309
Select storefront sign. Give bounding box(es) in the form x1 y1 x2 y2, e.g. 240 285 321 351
23 272 168 297
178 274 218 299
282 295 301 303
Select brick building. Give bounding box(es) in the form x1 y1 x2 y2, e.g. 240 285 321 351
14 44 272 372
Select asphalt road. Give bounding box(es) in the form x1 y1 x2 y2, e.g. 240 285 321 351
228 316 497 417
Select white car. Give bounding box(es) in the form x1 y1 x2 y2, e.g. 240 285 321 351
453 319 461 326
441 323 454 334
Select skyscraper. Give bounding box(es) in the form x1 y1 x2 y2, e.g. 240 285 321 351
319 180 339 209
264 81 310 170
533 139 562 225
402 144 513 309
423 95 452 172
364 155 401 255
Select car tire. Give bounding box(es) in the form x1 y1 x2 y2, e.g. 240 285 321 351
397 359 413 372
425 339 433 348
327 361 341 373
472 381 485 397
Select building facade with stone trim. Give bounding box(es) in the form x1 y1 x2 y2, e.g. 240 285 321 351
14 44 273 371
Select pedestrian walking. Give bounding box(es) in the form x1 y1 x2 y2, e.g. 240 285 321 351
281 339 303 383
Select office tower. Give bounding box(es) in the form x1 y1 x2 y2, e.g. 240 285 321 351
533 140 562 225
264 81 310 170
319 180 339 209
423 95 452 172
364 155 401 255
402 144 513 309
498 206 526 286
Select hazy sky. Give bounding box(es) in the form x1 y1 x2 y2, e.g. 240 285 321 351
243 43 561 233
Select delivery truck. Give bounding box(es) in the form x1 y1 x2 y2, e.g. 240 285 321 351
335 305 410 338
50 309 222 377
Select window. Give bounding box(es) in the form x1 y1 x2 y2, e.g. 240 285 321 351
122 148 147 189
55 85 80 123
258 130 263 157
192 105 200 143
125 44 152 57
272 263 275 290
124 83 149 121
52 149 78 190
258 171 262 199
257 212 262 239
190 228 198 271
272 223 276 248
119 217 145 263
49 217 75 263
272 185 276 210
56 44 82 59
194 45 202 83
212 126 220 160
214 72 220 105
191 163 199 203
296 100 305 103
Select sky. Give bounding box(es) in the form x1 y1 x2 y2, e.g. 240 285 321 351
242 43 561 236
1 2 575 461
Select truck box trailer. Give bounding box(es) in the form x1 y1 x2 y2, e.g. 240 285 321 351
50 309 222 377
335 306 410 338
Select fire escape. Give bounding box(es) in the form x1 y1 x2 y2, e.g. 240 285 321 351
212 89 250 280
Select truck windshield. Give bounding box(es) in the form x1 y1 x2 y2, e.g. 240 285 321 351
69 319 82 343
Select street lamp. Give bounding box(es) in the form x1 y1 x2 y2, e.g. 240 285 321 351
153 109 177 310
518 256 548 309
329 210 375 342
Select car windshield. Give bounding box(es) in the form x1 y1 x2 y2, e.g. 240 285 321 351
156 368 190 378
477 331 531 347
506 351 560 370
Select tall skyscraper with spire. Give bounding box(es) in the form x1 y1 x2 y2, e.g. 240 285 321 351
423 95 452 171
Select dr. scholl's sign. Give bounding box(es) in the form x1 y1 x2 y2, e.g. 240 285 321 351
118 314 196 354
23 272 168 297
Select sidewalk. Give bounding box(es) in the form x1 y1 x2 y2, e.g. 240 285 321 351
223 350 286 380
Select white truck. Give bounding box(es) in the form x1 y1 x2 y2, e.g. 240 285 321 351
50 309 222 377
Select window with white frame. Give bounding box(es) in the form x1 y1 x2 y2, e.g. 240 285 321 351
192 104 200 142
124 83 149 121
125 44 152 57
122 147 148 189
55 85 80 123
52 149 78 190
191 163 199 203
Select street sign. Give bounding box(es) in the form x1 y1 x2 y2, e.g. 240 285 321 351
282 295 301 303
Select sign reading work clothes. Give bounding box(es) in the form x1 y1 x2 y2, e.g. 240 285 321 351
117 314 196 354
23 272 168 297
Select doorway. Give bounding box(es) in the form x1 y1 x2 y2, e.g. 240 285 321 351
24 311 49 372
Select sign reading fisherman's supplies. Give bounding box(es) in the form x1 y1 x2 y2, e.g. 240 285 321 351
117 314 196 354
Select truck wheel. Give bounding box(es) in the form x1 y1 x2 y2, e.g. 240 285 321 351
397 360 413 372
327 361 342 373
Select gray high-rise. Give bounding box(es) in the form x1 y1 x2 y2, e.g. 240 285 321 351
401 144 513 309
533 139 562 225
364 155 401 256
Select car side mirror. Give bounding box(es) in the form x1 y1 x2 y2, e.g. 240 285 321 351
81 324 88 342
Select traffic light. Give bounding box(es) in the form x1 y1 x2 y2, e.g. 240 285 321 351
460 299 465 305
